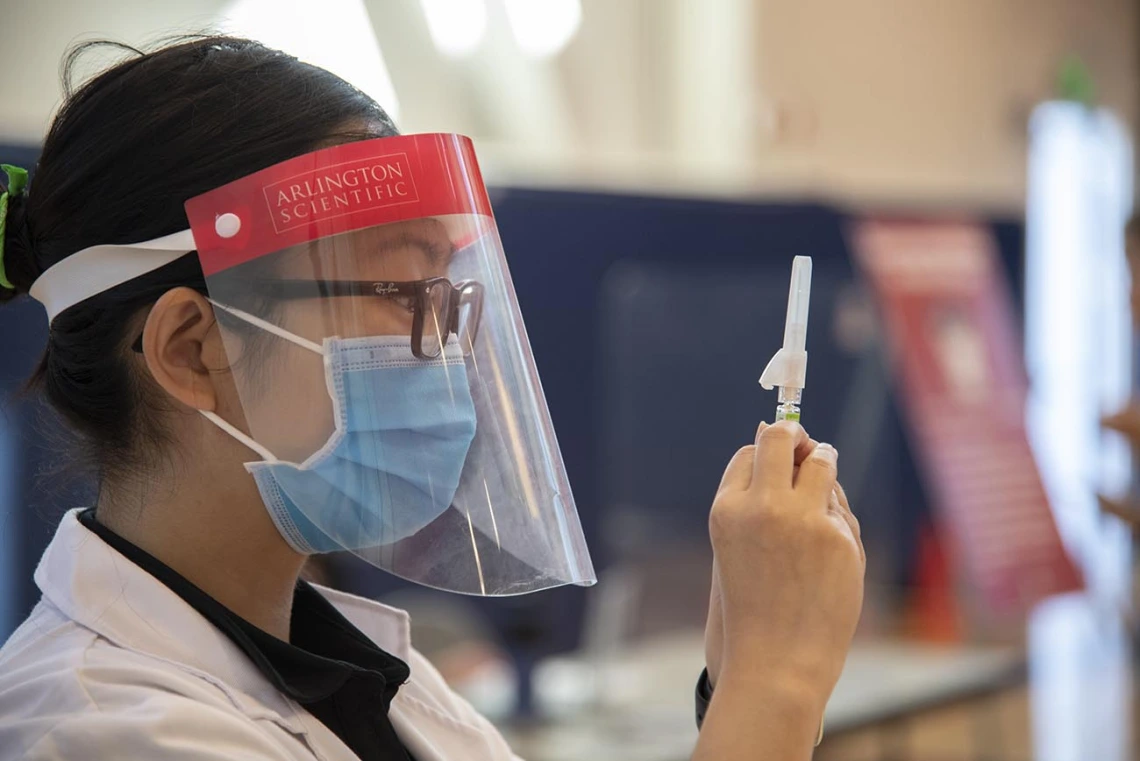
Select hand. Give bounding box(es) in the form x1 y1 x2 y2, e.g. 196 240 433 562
1103 403 1140 446
704 423 819 687
1097 493 1140 532
1099 404 1140 532
704 421 865 709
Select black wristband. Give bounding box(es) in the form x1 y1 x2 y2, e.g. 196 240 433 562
694 667 825 744
695 668 714 729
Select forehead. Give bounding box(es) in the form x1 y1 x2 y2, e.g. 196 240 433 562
273 218 455 277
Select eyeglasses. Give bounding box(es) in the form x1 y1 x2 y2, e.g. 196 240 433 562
131 277 484 359
270 277 484 359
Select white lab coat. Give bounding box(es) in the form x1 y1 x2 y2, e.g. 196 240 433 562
0 509 523 761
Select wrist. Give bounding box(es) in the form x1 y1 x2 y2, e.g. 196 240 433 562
707 668 825 750
723 638 840 699
715 659 830 719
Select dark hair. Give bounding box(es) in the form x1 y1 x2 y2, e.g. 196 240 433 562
0 36 396 486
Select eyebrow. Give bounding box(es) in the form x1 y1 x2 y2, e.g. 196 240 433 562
378 230 457 268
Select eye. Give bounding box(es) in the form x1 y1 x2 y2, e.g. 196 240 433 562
390 294 416 313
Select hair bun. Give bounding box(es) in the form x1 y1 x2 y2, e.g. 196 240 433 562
0 191 38 302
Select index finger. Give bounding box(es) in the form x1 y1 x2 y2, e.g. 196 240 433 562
752 420 810 491
749 421 819 461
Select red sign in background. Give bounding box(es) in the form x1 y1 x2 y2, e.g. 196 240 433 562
852 219 1082 615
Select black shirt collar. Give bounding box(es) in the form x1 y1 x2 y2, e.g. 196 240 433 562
76 509 410 704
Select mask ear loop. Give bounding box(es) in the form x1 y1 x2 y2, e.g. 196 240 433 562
208 299 325 355
198 299 327 463
200 410 279 463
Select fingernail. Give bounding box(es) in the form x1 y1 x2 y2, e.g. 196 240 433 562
815 443 838 462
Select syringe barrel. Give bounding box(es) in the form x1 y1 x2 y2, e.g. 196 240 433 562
783 256 812 352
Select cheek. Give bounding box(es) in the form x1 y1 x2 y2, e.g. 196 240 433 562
276 295 416 343
275 357 337 461
239 343 337 462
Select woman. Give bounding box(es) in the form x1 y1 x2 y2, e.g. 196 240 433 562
0 37 864 761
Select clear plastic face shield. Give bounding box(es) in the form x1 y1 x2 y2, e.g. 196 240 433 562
85 134 593 596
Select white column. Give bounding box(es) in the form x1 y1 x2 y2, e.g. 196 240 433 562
1024 100 1134 761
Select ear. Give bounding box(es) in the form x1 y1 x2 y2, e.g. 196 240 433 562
141 288 226 412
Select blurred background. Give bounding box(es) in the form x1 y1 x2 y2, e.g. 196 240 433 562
2 1 1138 759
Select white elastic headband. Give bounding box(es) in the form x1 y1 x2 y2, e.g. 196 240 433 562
29 229 198 323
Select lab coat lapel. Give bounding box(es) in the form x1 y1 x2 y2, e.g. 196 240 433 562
35 510 505 761
317 586 503 761
389 693 502 761
34 510 307 731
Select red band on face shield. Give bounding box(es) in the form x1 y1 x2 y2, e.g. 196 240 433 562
184 133 494 276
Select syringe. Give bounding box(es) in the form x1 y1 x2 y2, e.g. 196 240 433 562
759 256 812 422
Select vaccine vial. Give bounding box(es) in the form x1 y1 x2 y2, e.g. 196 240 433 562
775 386 803 422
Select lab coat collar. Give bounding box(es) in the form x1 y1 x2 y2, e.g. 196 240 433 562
34 509 413 734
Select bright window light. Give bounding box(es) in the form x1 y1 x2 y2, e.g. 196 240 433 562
221 0 400 121
1025 102 1132 593
503 0 582 59
419 0 488 58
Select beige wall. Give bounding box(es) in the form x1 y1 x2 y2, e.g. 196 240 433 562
754 0 1139 209
3 0 230 143
473 0 1140 210
1 0 1136 211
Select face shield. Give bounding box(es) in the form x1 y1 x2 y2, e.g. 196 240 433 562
32 134 595 597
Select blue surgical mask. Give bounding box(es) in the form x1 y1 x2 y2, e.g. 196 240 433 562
202 309 478 554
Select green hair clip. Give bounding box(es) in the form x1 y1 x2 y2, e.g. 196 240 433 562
0 163 29 291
